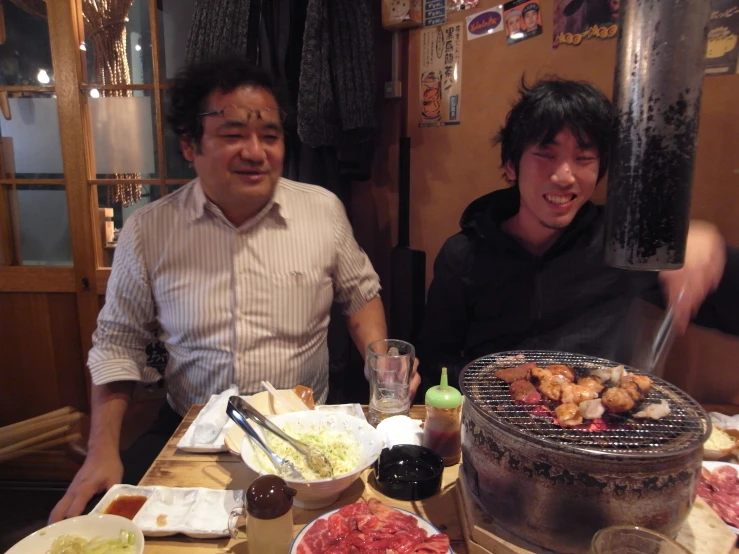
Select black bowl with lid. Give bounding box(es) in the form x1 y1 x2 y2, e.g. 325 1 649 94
373 445 444 501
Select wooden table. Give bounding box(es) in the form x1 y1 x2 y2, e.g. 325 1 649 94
139 405 467 554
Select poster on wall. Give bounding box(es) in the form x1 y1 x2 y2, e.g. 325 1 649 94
465 6 504 41
705 0 739 75
552 0 619 48
503 0 542 45
419 23 463 127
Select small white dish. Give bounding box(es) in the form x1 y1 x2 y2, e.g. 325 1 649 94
290 506 452 553
5 514 144 554
91 484 243 538
701 461 739 534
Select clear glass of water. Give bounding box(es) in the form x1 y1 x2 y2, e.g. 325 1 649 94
591 526 691 554
366 339 415 427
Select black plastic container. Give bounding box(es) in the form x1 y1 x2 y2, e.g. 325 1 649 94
373 445 444 501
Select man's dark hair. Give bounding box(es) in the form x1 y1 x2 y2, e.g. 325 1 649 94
494 77 616 185
167 56 285 145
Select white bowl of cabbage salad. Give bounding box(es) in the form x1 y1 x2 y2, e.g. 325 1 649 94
6 513 143 554
239 411 384 509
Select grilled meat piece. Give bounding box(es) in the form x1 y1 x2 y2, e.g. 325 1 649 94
495 363 534 383
510 379 542 405
531 366 552 381
592 364 626 385
620 373 652 395
633 399 671 420
538 375 567 402
555 403 583 426
577 375 604 395
561 382 599 405
620 380 643 402
601 387 635 413
578 399 606 419
546 364 575 382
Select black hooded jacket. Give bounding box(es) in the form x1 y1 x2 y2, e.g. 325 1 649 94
418 187 739 391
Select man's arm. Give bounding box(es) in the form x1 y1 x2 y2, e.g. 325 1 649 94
417 236 470 393
346 295 387 358
658 220 732 334
49 381 134 523
50 215 156 521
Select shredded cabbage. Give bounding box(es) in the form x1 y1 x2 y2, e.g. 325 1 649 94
254 423 361 480
46 530 137 554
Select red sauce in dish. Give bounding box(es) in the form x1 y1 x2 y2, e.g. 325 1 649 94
103 495 148 519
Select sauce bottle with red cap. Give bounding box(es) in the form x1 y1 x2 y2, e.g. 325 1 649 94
229 474 297 553
422 367 463 466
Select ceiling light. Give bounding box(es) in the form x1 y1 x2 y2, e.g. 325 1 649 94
135 44 142 51
90 88 100 98
37 69 50 84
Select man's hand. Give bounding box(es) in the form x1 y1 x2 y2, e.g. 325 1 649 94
658 220 726 335
49 449 123 523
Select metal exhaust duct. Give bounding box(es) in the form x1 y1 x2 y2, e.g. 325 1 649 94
604 0 711 270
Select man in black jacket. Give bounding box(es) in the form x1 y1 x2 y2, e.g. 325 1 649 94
419 78 738 391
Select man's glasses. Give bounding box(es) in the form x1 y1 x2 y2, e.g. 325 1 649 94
198 104 287 125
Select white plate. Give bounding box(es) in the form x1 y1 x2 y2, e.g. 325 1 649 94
701 461 739 534
290 505 452 553
91 484 243 538
5 514 144 554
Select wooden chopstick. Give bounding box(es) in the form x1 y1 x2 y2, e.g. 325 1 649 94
0 411 83 450
0 433 82 463
261 381 309 412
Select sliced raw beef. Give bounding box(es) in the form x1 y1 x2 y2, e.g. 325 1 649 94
698 465 739 529
296 500 449 554
297 518 334 554
413 534 452 553
327 511 354 540
367 498 420 529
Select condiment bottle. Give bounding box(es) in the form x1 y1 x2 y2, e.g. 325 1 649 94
246 475 297 554
422 367 463 466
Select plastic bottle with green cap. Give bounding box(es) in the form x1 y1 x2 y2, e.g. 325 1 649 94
422 367 463 466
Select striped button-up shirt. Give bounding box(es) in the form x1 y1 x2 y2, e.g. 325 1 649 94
89 178 381 414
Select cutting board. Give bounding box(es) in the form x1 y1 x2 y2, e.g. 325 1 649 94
455 471 736 554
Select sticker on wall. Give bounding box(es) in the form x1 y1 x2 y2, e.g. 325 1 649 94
419 23 463 127
424 0 447 26
552 0 619 47
465 6 504 40
503 0 542 45
705 0 739 76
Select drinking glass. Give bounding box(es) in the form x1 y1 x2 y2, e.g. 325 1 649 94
591 526 691 554
366 339 414 426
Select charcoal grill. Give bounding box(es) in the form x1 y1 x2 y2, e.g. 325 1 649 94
461 350 709 459
459 350 709 554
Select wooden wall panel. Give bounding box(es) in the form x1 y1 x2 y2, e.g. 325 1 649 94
0 292 87 426
356 0 739 405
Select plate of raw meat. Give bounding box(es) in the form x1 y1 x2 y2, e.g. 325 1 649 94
699 461 739 533
291 498 451 554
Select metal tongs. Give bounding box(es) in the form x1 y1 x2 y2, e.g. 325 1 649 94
226 396 334 479
644 304 676 375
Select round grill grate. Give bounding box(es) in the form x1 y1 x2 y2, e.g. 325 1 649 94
460 350 709 457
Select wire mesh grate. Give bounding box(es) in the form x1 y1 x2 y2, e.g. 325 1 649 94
460 350 709 457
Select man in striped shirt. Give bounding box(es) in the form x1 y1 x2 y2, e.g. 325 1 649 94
51 57 419 522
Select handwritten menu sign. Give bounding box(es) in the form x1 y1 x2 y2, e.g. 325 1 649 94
419 23 463 127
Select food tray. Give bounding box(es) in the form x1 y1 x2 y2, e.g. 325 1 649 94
91 484 243 538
